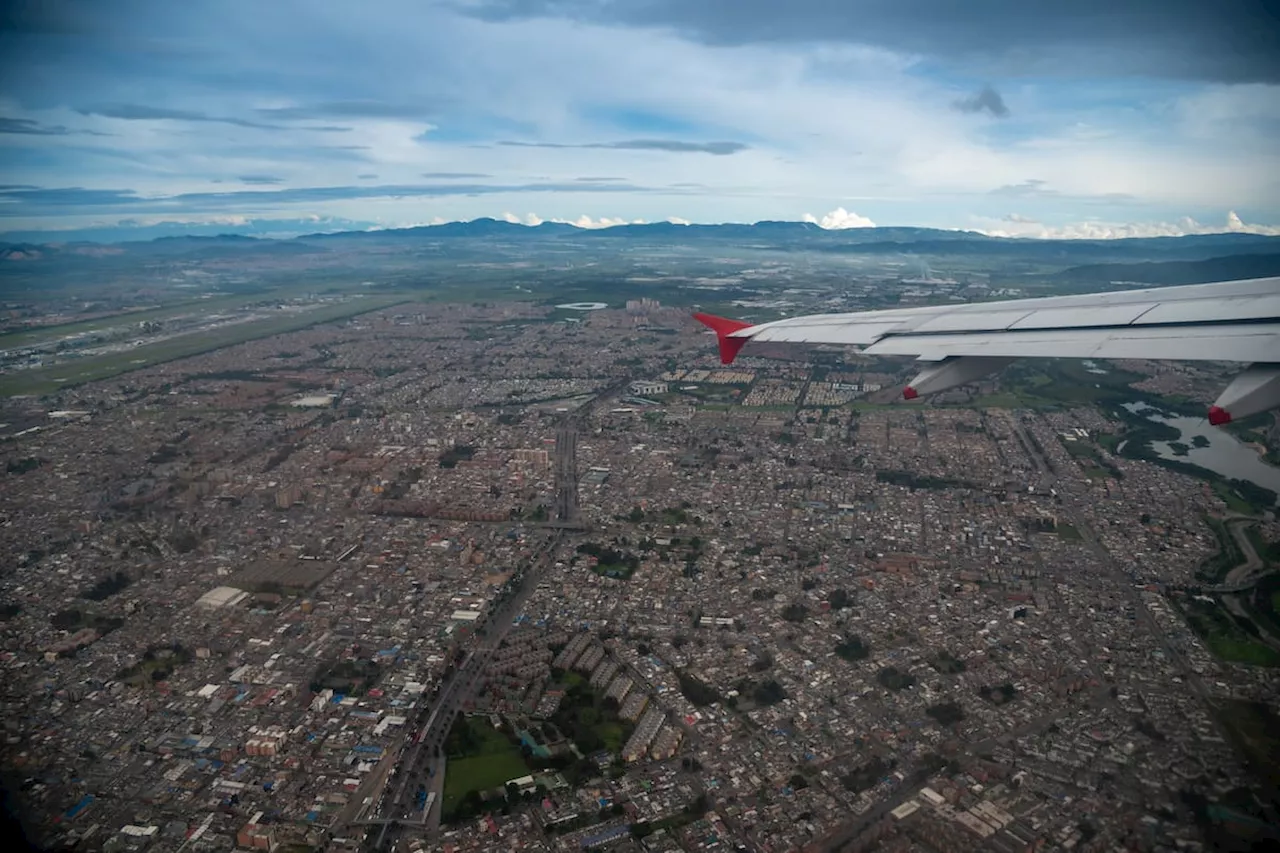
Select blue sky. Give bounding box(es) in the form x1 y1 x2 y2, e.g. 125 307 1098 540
1 0 1278 238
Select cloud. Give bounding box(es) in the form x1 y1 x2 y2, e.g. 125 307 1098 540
0 180 657 216
357 173 378 180
75 104 349 132
0 116 106 136
499 139 749 155
954 86 1009 118
803 207 877 229
421 171 492 178
972 210 1280 239
255 101 442 120
990 179 1055 198
667 216 692 225
2 1 1277 232
77 104 284 130
564 214 629 228
238 175 284 185
576 176 626 182
458 0 1280 83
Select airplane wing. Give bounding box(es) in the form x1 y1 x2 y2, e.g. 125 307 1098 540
693 276 1280 425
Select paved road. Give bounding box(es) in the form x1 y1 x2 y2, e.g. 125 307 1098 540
355 533 563 852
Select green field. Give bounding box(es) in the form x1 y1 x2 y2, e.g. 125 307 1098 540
1214 483 1260 515
1175 596 1280 667
0 295 408 396
441 717 530 817
1055 522 1083 541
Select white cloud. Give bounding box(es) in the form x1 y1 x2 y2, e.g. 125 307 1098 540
667 217 691 225
972 210 1280 239
5 4 1280 230
803 207 877 229
561 214 628 229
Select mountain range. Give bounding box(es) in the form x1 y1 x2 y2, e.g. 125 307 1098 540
3 219 1280 284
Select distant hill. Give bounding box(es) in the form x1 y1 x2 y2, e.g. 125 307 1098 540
3 219 1279 269
1055 253 1280 285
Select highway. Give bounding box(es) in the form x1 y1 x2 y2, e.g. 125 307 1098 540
349 531 563 852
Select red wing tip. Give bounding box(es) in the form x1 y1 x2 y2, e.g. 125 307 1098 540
692 312 752 334
902 386 919 400
1207 406 1232 426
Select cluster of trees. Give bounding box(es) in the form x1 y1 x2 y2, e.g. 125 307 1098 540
979 683 1019 705
733 678 787 707
834 634 869 662
875 469 975 491
781 603 809 622
50 609 124 634
577 542 640 577
676 670 722 707
926 701 966 725
841 756 895 794
438 444 476 469
82 571 131 602
309 658 381 696
930 650 967 674
6 457 45 475
117 643 194 684
876 666 916 691
828 588 853 610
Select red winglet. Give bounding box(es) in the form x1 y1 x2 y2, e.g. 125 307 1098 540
902 386 919 400
693 313 753 365
1207 406 1232 426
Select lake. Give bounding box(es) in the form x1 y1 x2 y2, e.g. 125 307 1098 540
1121 403 1280 503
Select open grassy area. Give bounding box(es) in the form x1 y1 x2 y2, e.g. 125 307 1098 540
1054 522 1083 541
1175 596 1280 667
1214 482 1260 515
1198 516 1245 585
0 295 408 396
441 716 530 817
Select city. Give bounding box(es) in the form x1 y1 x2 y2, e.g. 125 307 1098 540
3 2 1280 850
2 281 1278 852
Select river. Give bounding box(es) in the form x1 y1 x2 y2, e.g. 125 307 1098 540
1121 403 1280 502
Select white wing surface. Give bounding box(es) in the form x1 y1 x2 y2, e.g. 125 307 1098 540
693 276 1280 424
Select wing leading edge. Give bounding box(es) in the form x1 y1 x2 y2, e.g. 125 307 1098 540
693 276 1280 424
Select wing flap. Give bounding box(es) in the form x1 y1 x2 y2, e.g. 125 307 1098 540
862 323 1280 362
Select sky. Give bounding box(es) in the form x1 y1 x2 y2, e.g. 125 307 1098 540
1 0 1279 239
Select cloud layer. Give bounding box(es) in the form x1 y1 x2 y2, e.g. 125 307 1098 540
0 0 1275 235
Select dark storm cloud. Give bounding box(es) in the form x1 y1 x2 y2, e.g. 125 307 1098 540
0 116 108 136
457 0 1280 83
0 180 653 216
500 139 749 154
238 175 284 185
954 86 1009 118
